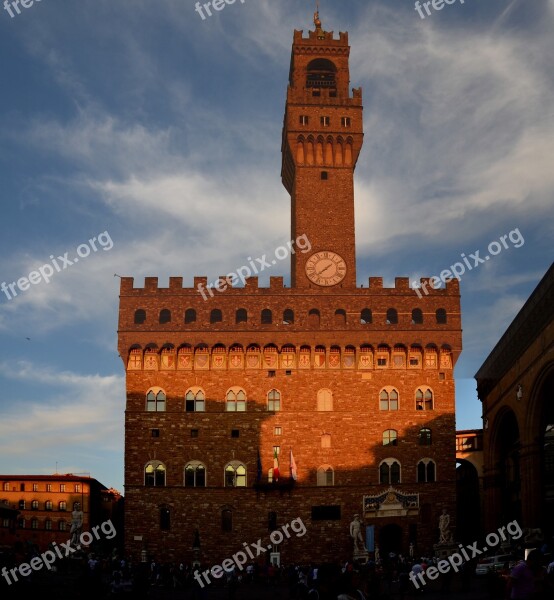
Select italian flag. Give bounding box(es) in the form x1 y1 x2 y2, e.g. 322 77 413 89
273 448 280 481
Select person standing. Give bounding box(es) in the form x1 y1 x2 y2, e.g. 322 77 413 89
505 550 543 600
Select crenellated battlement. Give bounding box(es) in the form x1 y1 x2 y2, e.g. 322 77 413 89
120 276 459 295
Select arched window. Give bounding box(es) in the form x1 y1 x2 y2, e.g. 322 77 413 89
321 434 331 448
419 428 432 446
134 309 146 324
268 390 281 412
185 388 205 413
236 309 247 324
261 309 272 324
31 500 39 510
222 508 233 531
31 517 38 529
360 308 372 324
59 501 67 511
283 309 294 324
210 309 223 324
45 519 52 531
59 520 67 531
308 309 320 327
417 459 436 483
379 388 399 411
386 308 398 325
159 309 171 324
225 462 246 487
436 309 447 324
335 309 346 325
317 389 333 411
226 388 246 412
146 389 166 412
145 461 166 487
184 462 206 487
317 465 334 486
306 58 337 89
412 309 423 325
383 429 398 446
379 459 401 484
45 501 52 511
416 388 434 411
185 309 196 324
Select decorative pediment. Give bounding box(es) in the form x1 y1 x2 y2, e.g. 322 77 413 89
363 487 419 518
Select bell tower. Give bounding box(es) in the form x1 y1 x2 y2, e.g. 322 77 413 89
281 10 363 289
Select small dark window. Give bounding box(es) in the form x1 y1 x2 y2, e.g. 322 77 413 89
341 117 351 127
320 116 330 127
151 429 160 438
286 370 292 376
231 430 240 438
210 309 223 324
419 428 432 446
134 309 146 324
268 371 276 378
222 509 232 532
299 115 309 125
185 309 196 324
436 309 447 324
412 309 423 324
261 309 272 324
386 308 398 324
236 309 247 324
439 372 446 380
159 309 171 324
190 429 199 438
361 308 372 324
268 511 277 531
335 309 346 325
20 484 25 492
321 171 328 180
160 506 171 531
311 505 341 520
283 309 294 324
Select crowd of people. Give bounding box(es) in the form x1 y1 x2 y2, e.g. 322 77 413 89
2 541 554 599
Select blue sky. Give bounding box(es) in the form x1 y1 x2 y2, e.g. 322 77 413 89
0 0 553 493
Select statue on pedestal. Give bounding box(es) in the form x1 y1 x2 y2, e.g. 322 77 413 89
438 509 451 544
349 514 366 553
70 502 83 547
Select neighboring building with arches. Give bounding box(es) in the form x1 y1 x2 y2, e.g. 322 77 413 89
117 11 462 565
476 263 554 541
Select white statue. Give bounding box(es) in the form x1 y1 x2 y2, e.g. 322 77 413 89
438 509 451 544
70 502 84 547
350 514 365 553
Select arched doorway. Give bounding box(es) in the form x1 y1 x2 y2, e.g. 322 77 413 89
456 459 480 544
493 410 521 525
378 523 403 557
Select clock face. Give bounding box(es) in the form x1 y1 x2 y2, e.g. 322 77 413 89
305 251 347 286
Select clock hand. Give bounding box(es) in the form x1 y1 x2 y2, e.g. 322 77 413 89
317 262 334 276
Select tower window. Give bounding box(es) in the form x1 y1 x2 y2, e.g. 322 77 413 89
299 115 309 125
320 116 330 127
341 117 351 127
320 171 328 180
306 58 337 89
134 309 146 324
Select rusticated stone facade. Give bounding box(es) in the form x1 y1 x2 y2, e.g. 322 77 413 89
118 15 462 567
